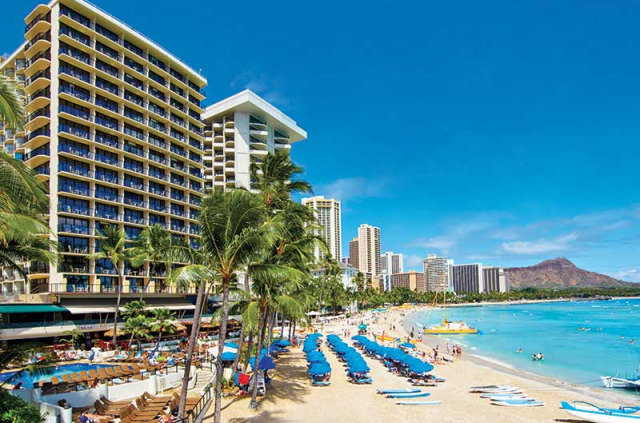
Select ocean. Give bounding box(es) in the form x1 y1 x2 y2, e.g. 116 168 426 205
405 298 640 389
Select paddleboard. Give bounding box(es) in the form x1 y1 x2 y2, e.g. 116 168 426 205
396 401 442 405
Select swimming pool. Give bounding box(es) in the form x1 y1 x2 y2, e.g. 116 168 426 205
0 363 115 388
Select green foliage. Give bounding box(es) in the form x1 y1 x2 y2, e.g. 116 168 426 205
0 390 43 423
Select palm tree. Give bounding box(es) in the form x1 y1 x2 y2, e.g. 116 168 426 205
246 152 318 409
122 300 148 346
123 315 151 350
64 329 84 349
133 224 171 298
90 225 145 346
149 308 176 348
250 149 312 209
173 189 268 423
0 75 24 130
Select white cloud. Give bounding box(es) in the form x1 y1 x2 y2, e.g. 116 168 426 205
318 177 388 203
413 236 457 250
500 233 578 255
615 268 640 282
404 254 423 270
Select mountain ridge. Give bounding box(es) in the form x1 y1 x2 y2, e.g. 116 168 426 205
505 257 634 289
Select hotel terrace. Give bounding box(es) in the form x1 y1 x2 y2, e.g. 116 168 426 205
0 0 306 344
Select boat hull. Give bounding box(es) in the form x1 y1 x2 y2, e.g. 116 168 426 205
564 408 640 423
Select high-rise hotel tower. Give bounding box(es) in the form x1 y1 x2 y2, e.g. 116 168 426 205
0 0 309 342
301 196 341 261
201 90 306 193
0 0 206 304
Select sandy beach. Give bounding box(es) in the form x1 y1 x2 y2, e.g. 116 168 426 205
212 305 636 423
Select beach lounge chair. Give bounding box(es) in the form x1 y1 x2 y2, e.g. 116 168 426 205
141 392 170 405
70 373 83 384
60 374 74 385
100 397 132 408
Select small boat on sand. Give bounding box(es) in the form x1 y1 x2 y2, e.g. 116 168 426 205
492 399 544 407
387 392 431 399
396 400 442 405
561 401 640 422
480 394 528 399
470 386 521 394
377 388 421 394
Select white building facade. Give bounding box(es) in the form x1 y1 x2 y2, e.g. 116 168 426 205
357 224 381 279
423 255 454 293
302 196 341 261
201 90 307 192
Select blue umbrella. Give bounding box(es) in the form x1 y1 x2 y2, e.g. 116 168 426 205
308 363 331 375
274 339 291 347
399 342 416 349
220 351 236 361
259 355 276 371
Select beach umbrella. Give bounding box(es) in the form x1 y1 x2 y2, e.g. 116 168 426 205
259 355 276 371
399 342 415 349
274 339 291 347
220 351 236 361
358 324 367 330
308 363 331 375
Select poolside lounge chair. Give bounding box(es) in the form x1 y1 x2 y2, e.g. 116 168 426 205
70 373 83 384
100 397 132 408
141 392 171 405
60 374 74 385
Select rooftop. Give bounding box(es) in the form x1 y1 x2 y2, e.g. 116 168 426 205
203 90 307 143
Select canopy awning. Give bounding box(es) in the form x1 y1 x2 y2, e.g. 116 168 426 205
148 304 195 311
63 305 115 314
0 305 66 314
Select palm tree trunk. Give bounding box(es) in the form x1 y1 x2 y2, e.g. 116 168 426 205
212 279 231 423
128 332 135 348
112 268 123 347
280 313 285 341
243 329 254 372
228 321 245 383
265 310 276 356
249 304 268 409
177 279 207 419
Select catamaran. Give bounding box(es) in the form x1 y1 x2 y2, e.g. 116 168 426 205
601 375 640 389
424 274 478 335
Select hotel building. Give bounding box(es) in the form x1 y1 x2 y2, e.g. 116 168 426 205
380 251 403 275
357 224 381 279
451 263 484 293
301 196 341 261
391 271 424 292
201 90 306 192
0 0 306 342
423 255 454 293
450 263 509 294
348 238 359 270
483 266 509 293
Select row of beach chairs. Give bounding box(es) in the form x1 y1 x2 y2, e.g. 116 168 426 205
90 392 200 423
36 364 160 394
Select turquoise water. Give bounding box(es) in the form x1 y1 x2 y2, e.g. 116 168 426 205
406 299 640 389
0 363 113 388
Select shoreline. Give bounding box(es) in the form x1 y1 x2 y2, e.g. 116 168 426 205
438 295 640 308
399 306 638 407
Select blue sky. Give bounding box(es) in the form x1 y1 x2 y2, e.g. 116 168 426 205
3 0 640 279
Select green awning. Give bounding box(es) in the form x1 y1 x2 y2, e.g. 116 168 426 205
0 305 66 314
